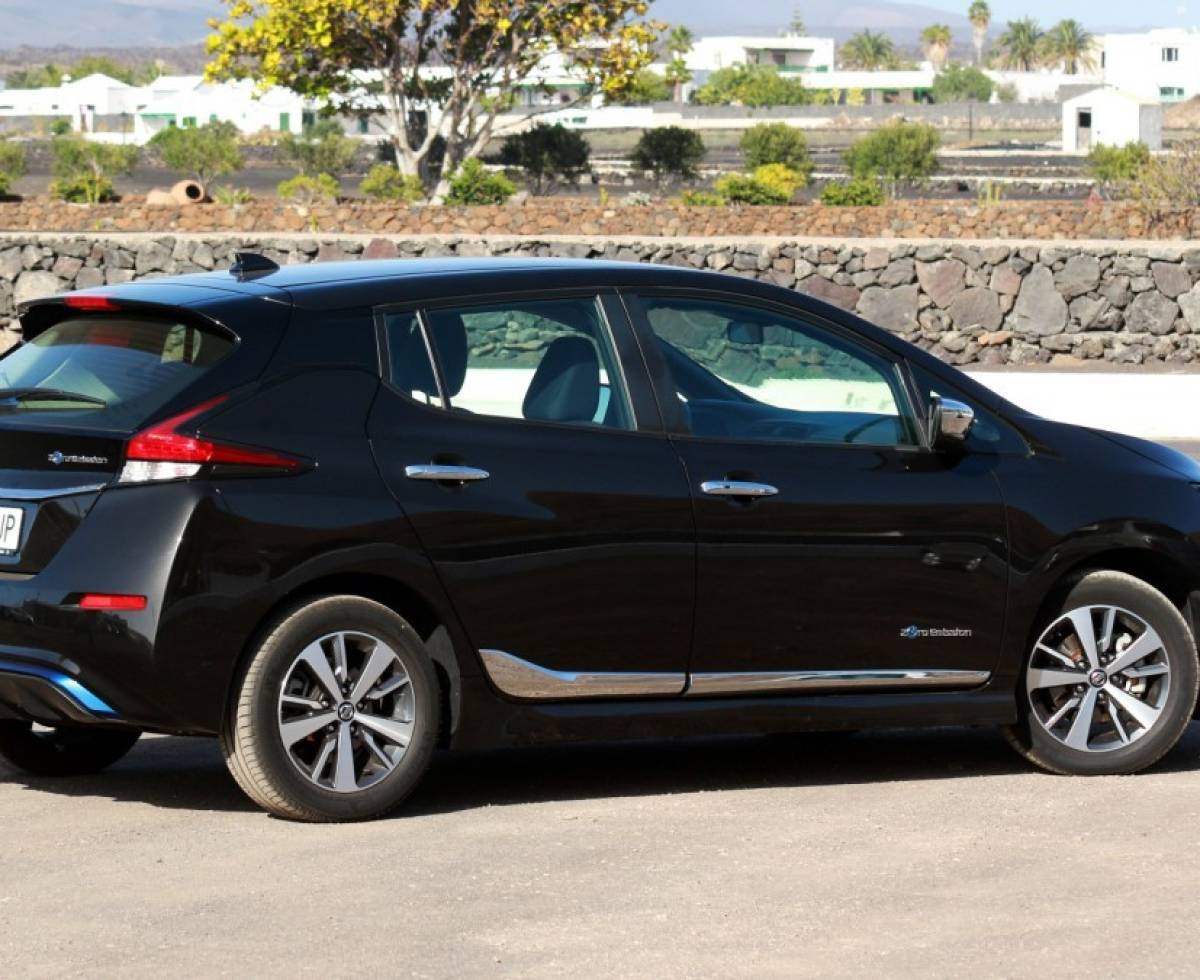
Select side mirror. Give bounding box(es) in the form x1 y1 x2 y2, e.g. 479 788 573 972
727 322 764 345
928 395 975 449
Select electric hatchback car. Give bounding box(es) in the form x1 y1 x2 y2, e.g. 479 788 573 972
0 254 1197 822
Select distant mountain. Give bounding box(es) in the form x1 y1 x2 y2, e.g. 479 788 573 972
648 0 974 40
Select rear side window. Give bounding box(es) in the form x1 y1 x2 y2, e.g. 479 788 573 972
0 315 233 430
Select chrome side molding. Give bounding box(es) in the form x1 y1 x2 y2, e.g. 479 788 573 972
479 649 686 700
405 464 490 483
0 484 108 501
685 668 991 697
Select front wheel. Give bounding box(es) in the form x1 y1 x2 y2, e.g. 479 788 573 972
221 596 441 822
0 722 140 776
1004 571 1198 775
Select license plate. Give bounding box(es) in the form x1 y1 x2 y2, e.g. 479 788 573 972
0 507 23 555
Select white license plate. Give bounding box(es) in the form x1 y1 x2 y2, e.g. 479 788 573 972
0 507 24 555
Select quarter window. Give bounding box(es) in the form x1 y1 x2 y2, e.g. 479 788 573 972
387 297 633 431
639 296 916 447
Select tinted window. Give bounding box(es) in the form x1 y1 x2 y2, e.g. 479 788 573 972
640 297 916 447
0 315 233 430
414 297 633 430
383 311 440 404
908 363 1028 455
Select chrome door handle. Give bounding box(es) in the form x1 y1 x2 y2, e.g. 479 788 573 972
405 464 490 483
700 480 778 498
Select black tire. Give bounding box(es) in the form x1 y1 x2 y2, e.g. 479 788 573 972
1003 570 1199 776
221 595 441 822
0 722 140 776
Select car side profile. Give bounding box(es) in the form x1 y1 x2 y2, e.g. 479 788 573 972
0 254 1197 821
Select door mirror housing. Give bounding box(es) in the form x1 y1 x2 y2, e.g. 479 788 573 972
727 322 764 345
929 395 975 450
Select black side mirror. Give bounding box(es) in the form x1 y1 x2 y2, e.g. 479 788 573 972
928 394 975 450
727 322 763 345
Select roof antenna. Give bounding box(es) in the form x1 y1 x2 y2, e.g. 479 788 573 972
229 251 280 280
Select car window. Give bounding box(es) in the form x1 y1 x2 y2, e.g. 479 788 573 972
908 363 1028 455
406 296 633 431
383 311 440 405
638 296 917 447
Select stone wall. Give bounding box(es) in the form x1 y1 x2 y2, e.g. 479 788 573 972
3 232 1200 367
1 199 1197 242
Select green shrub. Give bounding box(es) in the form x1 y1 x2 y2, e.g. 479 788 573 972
213 186 255 205
740 123 813 177
820 177 886 206
679 190 726 206
50 136 136 204
277 173 339 205
498 123 591 195
1088 142 1151 186
930 65 994 104
445 158 516 205
1129 139 1200 220
278 119 357 178
0 139 26 196
632 126 705 185
713 173 791 205
752 163 805 199
605 68 671 104
843 121 940 191
694 65 811 107
149 120 242 187
359 164 425 202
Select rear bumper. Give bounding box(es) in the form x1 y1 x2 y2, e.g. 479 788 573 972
0 657 124 726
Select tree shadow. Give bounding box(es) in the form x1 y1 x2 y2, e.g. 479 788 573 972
10 722 1199 819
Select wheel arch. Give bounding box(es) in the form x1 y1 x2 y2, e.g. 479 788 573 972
227 572 467 747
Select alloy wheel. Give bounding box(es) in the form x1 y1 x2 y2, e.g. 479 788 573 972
277 630 415 793
1026 605 1170 753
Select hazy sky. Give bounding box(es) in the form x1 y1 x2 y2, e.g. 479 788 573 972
912 0 1198 30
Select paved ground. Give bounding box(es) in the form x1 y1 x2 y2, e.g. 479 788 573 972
6 726 1200 977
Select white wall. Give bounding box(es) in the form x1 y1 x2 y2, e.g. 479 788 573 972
1101 29 1200 102
687 36 836 74
1062 89 1163 152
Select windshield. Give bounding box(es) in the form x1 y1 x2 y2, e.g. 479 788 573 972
0 316 234 431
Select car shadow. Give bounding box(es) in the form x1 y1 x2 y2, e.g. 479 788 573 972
8 722 1200 818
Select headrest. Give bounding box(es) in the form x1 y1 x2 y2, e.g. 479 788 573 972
522 336 600 423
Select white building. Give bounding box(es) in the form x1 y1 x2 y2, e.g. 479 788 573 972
132 77 309 140
0 73 142 131
1062 87 1163 153
685 35 837 75
1101 29 1200 103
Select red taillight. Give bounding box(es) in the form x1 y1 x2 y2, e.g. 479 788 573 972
126 395 304 470
64 294 120 312
80 593 146 611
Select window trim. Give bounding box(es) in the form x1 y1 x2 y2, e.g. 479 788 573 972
373 287 663 435
620 287 925 453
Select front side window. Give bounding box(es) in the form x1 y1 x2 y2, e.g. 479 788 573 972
639 296 916 447
387 296 633 431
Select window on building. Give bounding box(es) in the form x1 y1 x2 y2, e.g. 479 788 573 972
1160 86 1186 100
1163 47 1180 62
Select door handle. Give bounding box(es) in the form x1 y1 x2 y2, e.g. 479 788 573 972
700 480 779 498
405 464 491 483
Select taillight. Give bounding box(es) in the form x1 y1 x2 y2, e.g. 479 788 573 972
80 593 147 611
120 395 306 484
64 294 120 312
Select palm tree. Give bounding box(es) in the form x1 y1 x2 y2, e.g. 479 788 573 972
921 24 953 71
788 6 806 36
1041 19 1096 74
968 1 991 66
996 18 1043 71
841 30 897 70
665 25 694 103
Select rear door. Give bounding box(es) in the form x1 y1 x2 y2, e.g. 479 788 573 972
366 290 696 698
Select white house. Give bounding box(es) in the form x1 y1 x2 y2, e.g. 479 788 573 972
0 73 142 131
1062 87 1163 153
1100 28 1200 103
685 35 837 75
132 77 309 140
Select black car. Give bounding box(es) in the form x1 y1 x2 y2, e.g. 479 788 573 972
0 253 1197 821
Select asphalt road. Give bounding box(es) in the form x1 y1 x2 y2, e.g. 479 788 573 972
2 443 1199 978
6 726 1200 977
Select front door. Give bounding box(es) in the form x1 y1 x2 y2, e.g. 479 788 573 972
625 290 1009 696
367 291 695 698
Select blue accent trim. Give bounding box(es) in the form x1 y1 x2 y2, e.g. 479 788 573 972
0 659 117 717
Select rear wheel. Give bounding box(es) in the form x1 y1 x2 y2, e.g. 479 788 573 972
1004 571 1198 775
222 596 440 822
0 723 140 776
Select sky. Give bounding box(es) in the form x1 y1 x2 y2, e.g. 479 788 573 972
910 0 1198 29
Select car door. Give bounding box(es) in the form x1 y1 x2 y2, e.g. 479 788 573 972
622 288 1010 695
366 289 696 699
